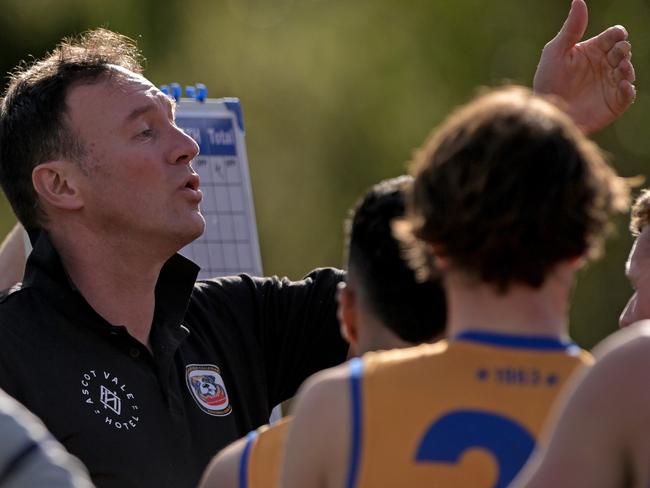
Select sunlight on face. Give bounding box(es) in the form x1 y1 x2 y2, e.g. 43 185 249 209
620 228 650 328
64 67 203 255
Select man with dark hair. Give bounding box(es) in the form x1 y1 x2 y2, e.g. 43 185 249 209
0 29 347 488
282 84 629 487
199 175 446 488
340 175 446 351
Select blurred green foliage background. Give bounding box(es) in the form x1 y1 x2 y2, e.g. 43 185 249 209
1 0 648 348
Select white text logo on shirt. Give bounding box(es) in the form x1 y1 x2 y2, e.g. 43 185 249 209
80 369 141 431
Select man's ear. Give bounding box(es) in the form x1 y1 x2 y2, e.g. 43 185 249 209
337 281 358 347
32 161 84 211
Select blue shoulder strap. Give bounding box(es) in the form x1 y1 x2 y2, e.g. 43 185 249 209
346 358 364 488
239 430 258 488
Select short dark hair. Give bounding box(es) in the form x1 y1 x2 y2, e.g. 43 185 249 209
346 176 446 343
0 28 144 230
406 86 629 291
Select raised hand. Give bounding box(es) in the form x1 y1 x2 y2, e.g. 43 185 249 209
533 0 635 133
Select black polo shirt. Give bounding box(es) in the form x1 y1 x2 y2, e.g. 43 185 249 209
0 233 347 488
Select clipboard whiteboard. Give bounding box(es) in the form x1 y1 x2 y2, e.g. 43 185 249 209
175 97 263 279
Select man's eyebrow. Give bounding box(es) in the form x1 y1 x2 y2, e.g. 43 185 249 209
125 97 176 122
125 103 157 122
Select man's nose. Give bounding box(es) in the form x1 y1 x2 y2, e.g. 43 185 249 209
171 126 200 165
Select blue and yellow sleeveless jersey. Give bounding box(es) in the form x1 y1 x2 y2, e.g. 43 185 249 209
345 331 593 488
239 417 290 488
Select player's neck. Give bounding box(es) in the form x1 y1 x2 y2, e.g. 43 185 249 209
48 226 166 348
358 319 415 355
445 265 575 341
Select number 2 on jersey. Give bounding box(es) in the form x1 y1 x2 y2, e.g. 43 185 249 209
415 410 535 488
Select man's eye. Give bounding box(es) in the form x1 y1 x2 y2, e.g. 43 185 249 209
137 129 154 139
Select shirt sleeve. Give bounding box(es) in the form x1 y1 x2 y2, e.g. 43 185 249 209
0 389 94 488
249 267 348 407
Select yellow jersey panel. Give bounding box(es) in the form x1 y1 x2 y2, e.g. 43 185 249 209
241 417 290 488
347 332 593 488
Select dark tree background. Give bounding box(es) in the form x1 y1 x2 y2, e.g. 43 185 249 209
1 0 649 347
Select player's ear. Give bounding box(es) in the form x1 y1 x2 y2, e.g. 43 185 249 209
337 281 358 346
567 255 586 269
32 160 85 211
429 243 449 270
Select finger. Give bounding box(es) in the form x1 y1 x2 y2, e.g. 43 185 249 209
614 58 635 84
617 80 636 109
606 40 631 68
583 25 628 53
550 0 588 50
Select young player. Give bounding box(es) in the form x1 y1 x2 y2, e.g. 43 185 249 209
199 176 446 488
512 190 650 487
280 85 630 488
619 189 650 328
511 320 650 488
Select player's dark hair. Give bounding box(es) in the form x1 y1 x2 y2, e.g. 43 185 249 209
406 86 629 292
346 176 446 343
0 28 144 230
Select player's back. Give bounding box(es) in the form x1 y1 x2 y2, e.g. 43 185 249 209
349 331 592 488
199 417 290 488
242 418 290 488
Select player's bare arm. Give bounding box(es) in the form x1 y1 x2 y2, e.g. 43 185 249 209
514 321 650 487
281 364 351 488
198 435 246 488
533 0 635 133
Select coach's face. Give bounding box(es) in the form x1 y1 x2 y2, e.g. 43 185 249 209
65 67 204 253
620 227 650 328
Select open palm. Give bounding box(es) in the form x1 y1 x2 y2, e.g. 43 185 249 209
534 0 635 134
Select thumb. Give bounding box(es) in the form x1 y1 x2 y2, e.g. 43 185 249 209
551 0 588 50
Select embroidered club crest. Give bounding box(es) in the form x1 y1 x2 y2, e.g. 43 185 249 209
185 364 232 416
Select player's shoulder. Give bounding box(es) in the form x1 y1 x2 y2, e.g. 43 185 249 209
589 321 650 383
256 417 291 448
199 431 250 488
291 343 448 405
295 359 353 402
551 321 650 423
288 359 355 434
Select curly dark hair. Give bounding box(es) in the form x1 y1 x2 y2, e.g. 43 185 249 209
346 176 446 343
0 28 144 230
406 86 629 292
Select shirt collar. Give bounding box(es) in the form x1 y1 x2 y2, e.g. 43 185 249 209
23 231 200 329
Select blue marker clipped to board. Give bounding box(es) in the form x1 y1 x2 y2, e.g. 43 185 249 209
160 83 208 102
170 83 182 102
195 84 207 102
